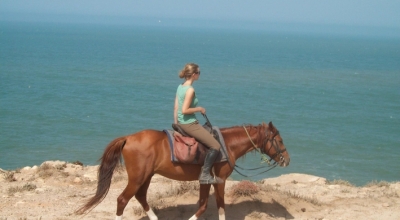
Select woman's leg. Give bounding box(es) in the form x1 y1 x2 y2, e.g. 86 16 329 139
179 121 220 150
179 122 223 184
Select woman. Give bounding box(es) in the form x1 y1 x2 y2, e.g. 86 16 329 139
174 63 223 184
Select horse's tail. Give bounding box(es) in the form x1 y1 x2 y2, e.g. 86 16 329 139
75 136 126 215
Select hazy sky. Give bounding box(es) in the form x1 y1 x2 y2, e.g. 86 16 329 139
1 0 399 28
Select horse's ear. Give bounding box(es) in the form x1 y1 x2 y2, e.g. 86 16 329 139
268 121 276 133
268 121 273 128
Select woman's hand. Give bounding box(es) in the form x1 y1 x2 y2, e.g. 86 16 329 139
198 107 206 114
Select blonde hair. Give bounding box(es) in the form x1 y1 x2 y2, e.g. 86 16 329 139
179 63 199 79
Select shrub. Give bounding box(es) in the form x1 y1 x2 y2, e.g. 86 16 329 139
22 183 37 191
3 171 17 182
7 183 37 196
326 179 354 187
230 180 260 197
365 180 390 187
55 163 67 171
177 181 199 195
37 163 54 178
283 190 321 206
71 161 83 166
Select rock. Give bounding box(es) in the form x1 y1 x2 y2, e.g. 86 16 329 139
328 185 340 189
41 160 66 169
14 201 25 206
36 178 45 184
262 173 327 185
83 173 97 181
35 188 45 193
21 166 31 171
73 177 82 184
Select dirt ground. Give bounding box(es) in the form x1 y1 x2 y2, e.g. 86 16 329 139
1 160 399 220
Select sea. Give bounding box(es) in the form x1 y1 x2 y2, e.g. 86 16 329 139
1 21 399 186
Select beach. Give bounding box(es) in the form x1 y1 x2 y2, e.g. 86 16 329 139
2 3 400 219
1 160 399 220
1 22 399 185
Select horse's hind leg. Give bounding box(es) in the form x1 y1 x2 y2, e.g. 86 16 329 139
116 172 153 219
135 175 158 220
116 180 139 218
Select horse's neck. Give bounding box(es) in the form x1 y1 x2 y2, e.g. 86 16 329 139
221 126 261 159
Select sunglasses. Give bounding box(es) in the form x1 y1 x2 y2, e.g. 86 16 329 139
195 71 201 75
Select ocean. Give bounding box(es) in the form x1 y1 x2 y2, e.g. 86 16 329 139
1 21 399 186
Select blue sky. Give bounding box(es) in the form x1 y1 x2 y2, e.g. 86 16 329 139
1 0 399 29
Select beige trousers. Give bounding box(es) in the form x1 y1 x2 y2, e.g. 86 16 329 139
178 121 221 150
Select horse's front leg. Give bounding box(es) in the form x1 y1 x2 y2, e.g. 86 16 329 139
213 183 226 220
189 184 211 220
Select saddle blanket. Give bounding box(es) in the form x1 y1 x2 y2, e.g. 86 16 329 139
163 126 229 165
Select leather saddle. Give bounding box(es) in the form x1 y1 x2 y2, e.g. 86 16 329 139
166 123 227 165
172 123 217 140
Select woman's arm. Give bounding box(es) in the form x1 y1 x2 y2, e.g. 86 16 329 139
174 96 178 124
182 88 205 115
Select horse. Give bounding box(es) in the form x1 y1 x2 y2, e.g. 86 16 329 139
76 121 290 220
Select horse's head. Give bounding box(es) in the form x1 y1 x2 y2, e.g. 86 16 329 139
261 122 290 167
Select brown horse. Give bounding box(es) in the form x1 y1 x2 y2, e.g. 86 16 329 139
76 122 290 220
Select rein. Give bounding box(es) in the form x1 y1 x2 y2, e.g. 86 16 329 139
202 114 284 178
242 125 273 165
233 125 281 178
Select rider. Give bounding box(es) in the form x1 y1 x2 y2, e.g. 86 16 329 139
174 63 223 184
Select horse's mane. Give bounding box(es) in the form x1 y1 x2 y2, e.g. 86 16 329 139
220 124 268 138
220 124 264 132
220 123 268 157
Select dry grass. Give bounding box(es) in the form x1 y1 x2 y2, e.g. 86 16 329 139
37 163 55 178
260 183 322 206
55 162 67 171
258 183 275 192
0 218 28 220
71 161 83 166
112 174 126 183
111 165 127 183
3 171 17 182
365 180 391 187
132 180 199 216
176 181 199 195
230 180 260 197
326 179 354 187
341 189 350 193
7 183 37 196
282 190 322 206
132 198 172 216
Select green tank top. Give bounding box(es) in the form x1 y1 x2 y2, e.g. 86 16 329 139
176 84 198 124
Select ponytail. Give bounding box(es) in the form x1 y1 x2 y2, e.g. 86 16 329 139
178 63 199 79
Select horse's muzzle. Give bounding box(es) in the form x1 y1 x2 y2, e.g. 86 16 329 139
279 155 290 167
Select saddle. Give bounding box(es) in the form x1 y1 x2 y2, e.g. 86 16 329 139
163 123 229 165
172 131 200 164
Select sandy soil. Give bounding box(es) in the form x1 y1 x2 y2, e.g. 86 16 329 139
1 160 399 220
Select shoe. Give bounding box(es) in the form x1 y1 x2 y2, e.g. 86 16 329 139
199 148 224 184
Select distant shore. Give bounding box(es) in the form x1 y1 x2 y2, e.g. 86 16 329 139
1 160 399 220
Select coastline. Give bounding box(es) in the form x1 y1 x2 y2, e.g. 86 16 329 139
1 160 399 220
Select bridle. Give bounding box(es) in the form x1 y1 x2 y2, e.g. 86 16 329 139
260 130 287 165
234 125 287 178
